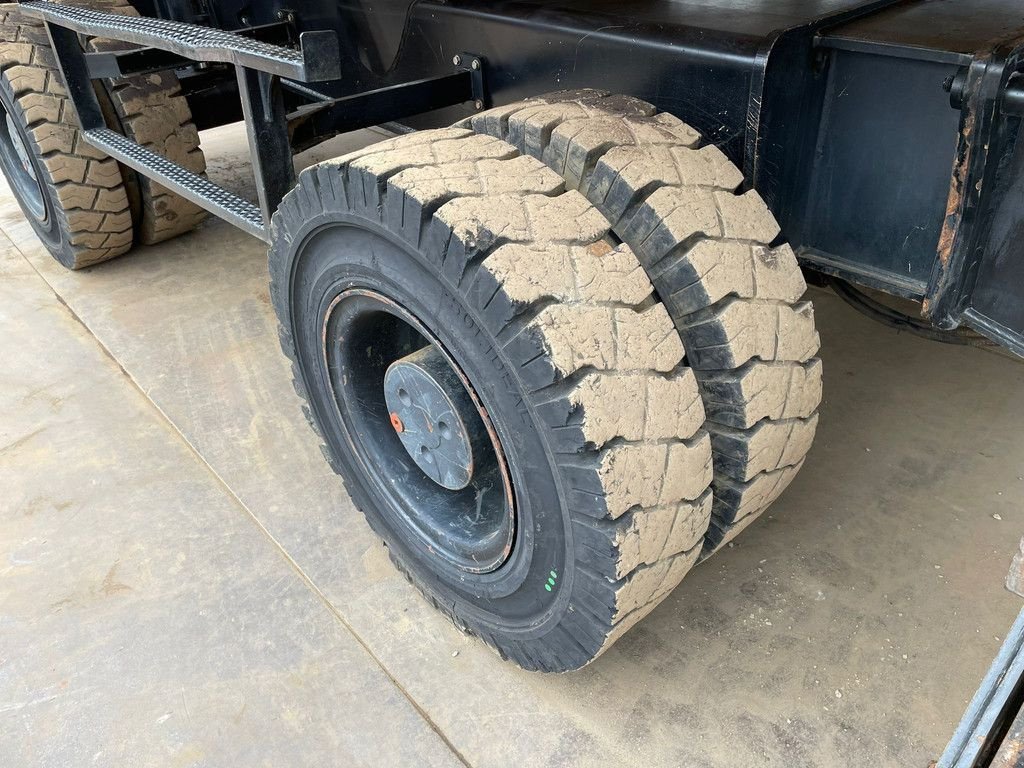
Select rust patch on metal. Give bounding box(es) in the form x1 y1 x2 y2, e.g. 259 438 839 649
936 108 975 269
992 736 1024 767
389 412 404 433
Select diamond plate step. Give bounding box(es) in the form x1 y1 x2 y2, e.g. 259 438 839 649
84 128 266 241
19 0 340 81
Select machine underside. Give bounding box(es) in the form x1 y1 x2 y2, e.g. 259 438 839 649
16 0 1024 353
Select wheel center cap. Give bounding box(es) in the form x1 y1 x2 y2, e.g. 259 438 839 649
383 345 480 491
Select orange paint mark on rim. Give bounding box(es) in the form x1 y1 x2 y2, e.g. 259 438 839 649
389 412 404 433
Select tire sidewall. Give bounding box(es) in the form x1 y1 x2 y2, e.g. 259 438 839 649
0 75 68 262
278 208 575 640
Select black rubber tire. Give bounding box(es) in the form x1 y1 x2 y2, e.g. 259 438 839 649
460 91 823 552
0 6 133 269
269 128 714 671
82 0 208 245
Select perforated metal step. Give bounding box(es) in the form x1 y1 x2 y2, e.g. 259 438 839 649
19 1 340 81
84 128 266 240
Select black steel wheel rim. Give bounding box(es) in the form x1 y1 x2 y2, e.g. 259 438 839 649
323 288 516 574
0 106 46 223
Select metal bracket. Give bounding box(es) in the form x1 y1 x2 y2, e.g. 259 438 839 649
237 67 294 225
451 52 488 109
288 55 489 152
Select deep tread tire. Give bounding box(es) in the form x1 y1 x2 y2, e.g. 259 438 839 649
269 128 714 670
460 91 822 552
0 5 132 268
81 0 208 244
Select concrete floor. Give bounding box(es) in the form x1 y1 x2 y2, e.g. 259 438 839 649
2 124 1023 767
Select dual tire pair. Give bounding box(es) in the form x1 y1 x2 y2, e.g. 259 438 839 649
270 93 822 671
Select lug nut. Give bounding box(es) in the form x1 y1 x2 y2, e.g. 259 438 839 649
452 54 462 66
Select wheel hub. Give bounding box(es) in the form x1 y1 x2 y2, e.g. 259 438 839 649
384 345 480 491
321 287 515 574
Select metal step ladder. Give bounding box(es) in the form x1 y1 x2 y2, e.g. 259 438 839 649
87 128 266 239
17 0 343 241
19 1 340 80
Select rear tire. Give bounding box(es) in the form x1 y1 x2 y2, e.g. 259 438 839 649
0 7 132 269
461 91 822 552
269 128 713 671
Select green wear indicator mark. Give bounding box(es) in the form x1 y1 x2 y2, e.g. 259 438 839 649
544 570 558 592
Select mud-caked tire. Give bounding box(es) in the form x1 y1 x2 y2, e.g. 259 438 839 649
0 5 132 268
83 0 208 244
269 128 715 671
461 91 823 552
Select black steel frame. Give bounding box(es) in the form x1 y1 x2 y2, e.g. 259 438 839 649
19 1 485 241
13 0 1024 354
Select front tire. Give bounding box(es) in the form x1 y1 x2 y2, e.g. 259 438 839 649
269 128 713 671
